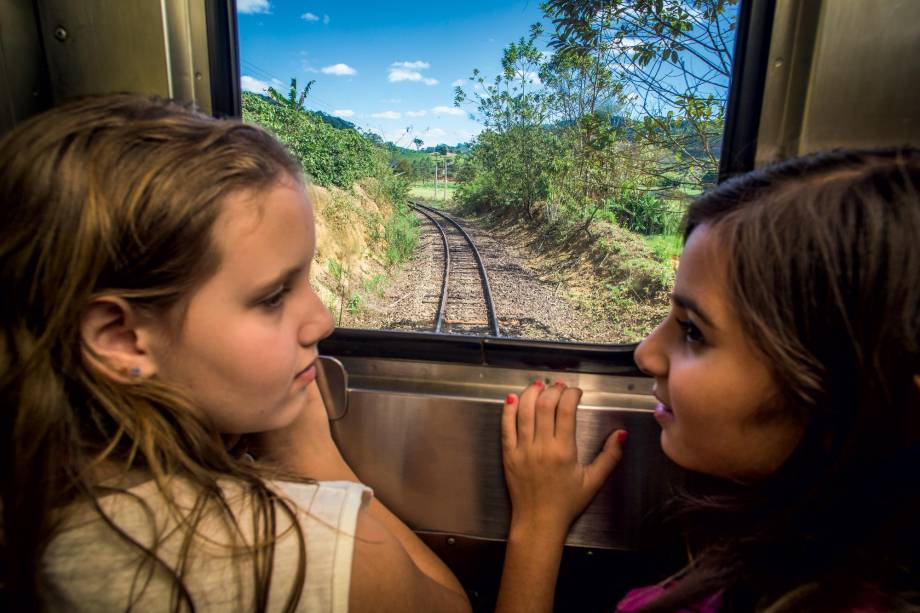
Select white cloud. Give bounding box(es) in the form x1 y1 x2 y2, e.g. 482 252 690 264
452 79 465 87
431 105 465 116
388 61 438 86
240 75 270 93
332 109 354 118
427 128 447 137
238 0 271 13
406 110 427 117
321 63 357 76
388 68 423 82
301 12 319 21
392 60 430 70
372 110 401 119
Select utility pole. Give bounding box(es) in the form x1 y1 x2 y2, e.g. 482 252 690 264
434 161 438 200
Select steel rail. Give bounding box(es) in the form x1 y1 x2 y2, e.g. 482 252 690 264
411 201 501 337
408 203 450 333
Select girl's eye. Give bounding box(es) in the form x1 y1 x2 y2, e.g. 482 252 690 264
262 285 291 309
675 317 704 344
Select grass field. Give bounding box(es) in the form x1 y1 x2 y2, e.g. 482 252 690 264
409 180 458 202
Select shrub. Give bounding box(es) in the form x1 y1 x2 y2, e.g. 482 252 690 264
608 187 669 235
243 92 378 189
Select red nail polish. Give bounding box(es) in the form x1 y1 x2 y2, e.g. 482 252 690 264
506 394 516 405
616 430 629 444
554 380 565 387
534 379 545 388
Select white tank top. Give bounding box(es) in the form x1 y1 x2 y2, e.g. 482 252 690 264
42 478 372 612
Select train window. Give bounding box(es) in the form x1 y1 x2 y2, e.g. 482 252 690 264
236 0 739 344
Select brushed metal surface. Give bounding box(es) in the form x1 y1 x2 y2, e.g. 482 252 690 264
330 357 681 551
800 1 920 152
163 0 213 114
35 0 211 110
755 0 821 164
757 0 920 165
316 355 348 420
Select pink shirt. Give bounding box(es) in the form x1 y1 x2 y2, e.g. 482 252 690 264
616 583 722 612
616 582 885 612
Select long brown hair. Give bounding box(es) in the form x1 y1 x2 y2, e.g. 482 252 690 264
643 149 920 611
0 95 310 611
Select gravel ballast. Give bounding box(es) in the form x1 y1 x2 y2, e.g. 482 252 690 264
343 207 668 344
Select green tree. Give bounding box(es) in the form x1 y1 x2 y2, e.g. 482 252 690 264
544 0 737 185
456 24 552 134
266 77 316 112
455 24 559 218
542 45 633 232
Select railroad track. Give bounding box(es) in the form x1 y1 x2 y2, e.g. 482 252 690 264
410 202 500 337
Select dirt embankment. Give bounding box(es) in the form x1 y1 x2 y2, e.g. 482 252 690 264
309 180 395 321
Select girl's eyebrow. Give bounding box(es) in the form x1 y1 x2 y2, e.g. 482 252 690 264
671 292 718 330
250 263 306 297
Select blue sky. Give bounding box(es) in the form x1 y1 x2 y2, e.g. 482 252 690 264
237 0 546 147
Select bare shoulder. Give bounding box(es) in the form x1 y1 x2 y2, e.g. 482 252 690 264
348 508 471 613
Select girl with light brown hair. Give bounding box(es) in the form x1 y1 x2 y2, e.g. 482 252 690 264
0 95 470 612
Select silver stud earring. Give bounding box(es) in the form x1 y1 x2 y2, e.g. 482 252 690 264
129 367 141 377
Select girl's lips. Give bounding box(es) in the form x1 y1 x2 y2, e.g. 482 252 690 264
294 363 317 385
653 402 674 422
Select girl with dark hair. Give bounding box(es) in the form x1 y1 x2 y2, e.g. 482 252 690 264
0 95 471 612
496 149 920 612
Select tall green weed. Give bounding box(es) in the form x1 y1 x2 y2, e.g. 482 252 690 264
383 202 420 267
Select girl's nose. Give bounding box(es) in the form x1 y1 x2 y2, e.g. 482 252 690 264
633 321 668 378
299 288 334 346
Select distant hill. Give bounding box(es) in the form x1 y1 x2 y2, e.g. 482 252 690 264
420 143 473 155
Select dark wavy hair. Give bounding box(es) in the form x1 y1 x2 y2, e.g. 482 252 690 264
0 95 310 611
643 149 920 612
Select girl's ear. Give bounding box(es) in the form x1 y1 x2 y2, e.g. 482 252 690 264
80 297 161 382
